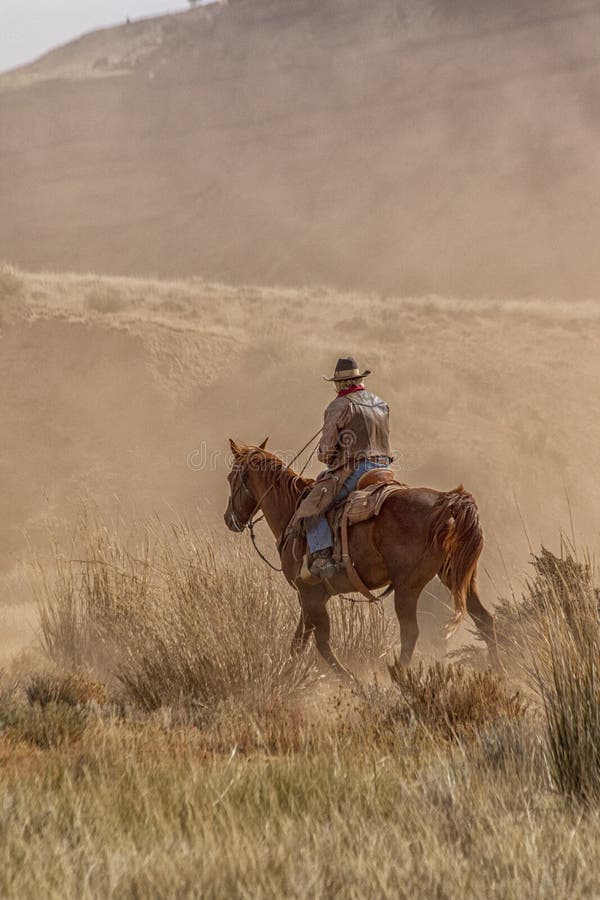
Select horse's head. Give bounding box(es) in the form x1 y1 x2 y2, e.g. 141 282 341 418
224 437 269 533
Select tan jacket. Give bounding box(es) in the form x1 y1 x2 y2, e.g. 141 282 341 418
318 389 392 470
294 389 392 521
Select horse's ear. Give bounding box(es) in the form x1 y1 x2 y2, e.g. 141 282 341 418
259 437 269 450
229 438 243 455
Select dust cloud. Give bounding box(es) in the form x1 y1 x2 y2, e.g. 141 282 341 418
2 272 600 660
1 0 600 658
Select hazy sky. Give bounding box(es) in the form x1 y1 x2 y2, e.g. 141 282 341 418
0 1 191 74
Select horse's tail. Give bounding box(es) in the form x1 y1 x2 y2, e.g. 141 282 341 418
429 485 483 633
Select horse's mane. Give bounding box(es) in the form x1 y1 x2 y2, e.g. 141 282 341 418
241 446 314 506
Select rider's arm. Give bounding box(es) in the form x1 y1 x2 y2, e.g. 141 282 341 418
317 399 352 465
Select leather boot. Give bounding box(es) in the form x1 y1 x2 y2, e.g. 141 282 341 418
309 548 337 581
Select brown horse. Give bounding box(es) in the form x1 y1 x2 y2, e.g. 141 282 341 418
224 439 500 677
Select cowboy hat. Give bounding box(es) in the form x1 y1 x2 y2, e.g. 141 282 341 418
323 356 372 382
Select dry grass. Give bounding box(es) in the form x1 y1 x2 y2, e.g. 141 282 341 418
34 512 397 713
0 262 24 329
1 516 600 895
387 660 526 743
0 686 589 899
35 514 316 712
457 541 600 807
84 283 127 314
0 262 23 300
456 543 598 670
527 547 600 806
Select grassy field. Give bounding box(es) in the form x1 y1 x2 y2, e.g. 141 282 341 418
2 512 600 898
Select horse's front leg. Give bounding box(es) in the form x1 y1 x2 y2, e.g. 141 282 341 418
294 585 354 681
290 609 313 655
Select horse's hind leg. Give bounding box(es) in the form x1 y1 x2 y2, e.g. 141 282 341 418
393 583 421 667
466 579 501 671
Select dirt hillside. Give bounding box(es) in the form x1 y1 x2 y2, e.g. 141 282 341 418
2 0 600 297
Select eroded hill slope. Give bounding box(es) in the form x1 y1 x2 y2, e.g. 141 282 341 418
1 0 600 297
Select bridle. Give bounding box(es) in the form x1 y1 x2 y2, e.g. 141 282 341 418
228 459 263 533
228 455 283 571
227 429 323 572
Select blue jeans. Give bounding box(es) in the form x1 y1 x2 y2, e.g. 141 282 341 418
305 459 389 553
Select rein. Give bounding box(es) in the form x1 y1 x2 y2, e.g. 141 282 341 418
248 518 284 572
231 428 323 571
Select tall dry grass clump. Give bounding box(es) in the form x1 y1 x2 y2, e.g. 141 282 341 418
329 596 396 672
455 542 600 805
443 541 600 805
35 515 155 672
387 660 525 743
35 513 318 712
527 545 600 805
118 525 315 710
35 511 402 714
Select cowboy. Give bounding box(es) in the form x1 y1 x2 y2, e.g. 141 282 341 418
303 356 393 580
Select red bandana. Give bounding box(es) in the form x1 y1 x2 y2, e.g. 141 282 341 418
337 385 365 397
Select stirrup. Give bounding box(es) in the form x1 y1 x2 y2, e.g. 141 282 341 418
299 553 320 585
309 555 337 581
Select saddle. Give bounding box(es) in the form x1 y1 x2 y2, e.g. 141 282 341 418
356 467 396 491
284 468 407 600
